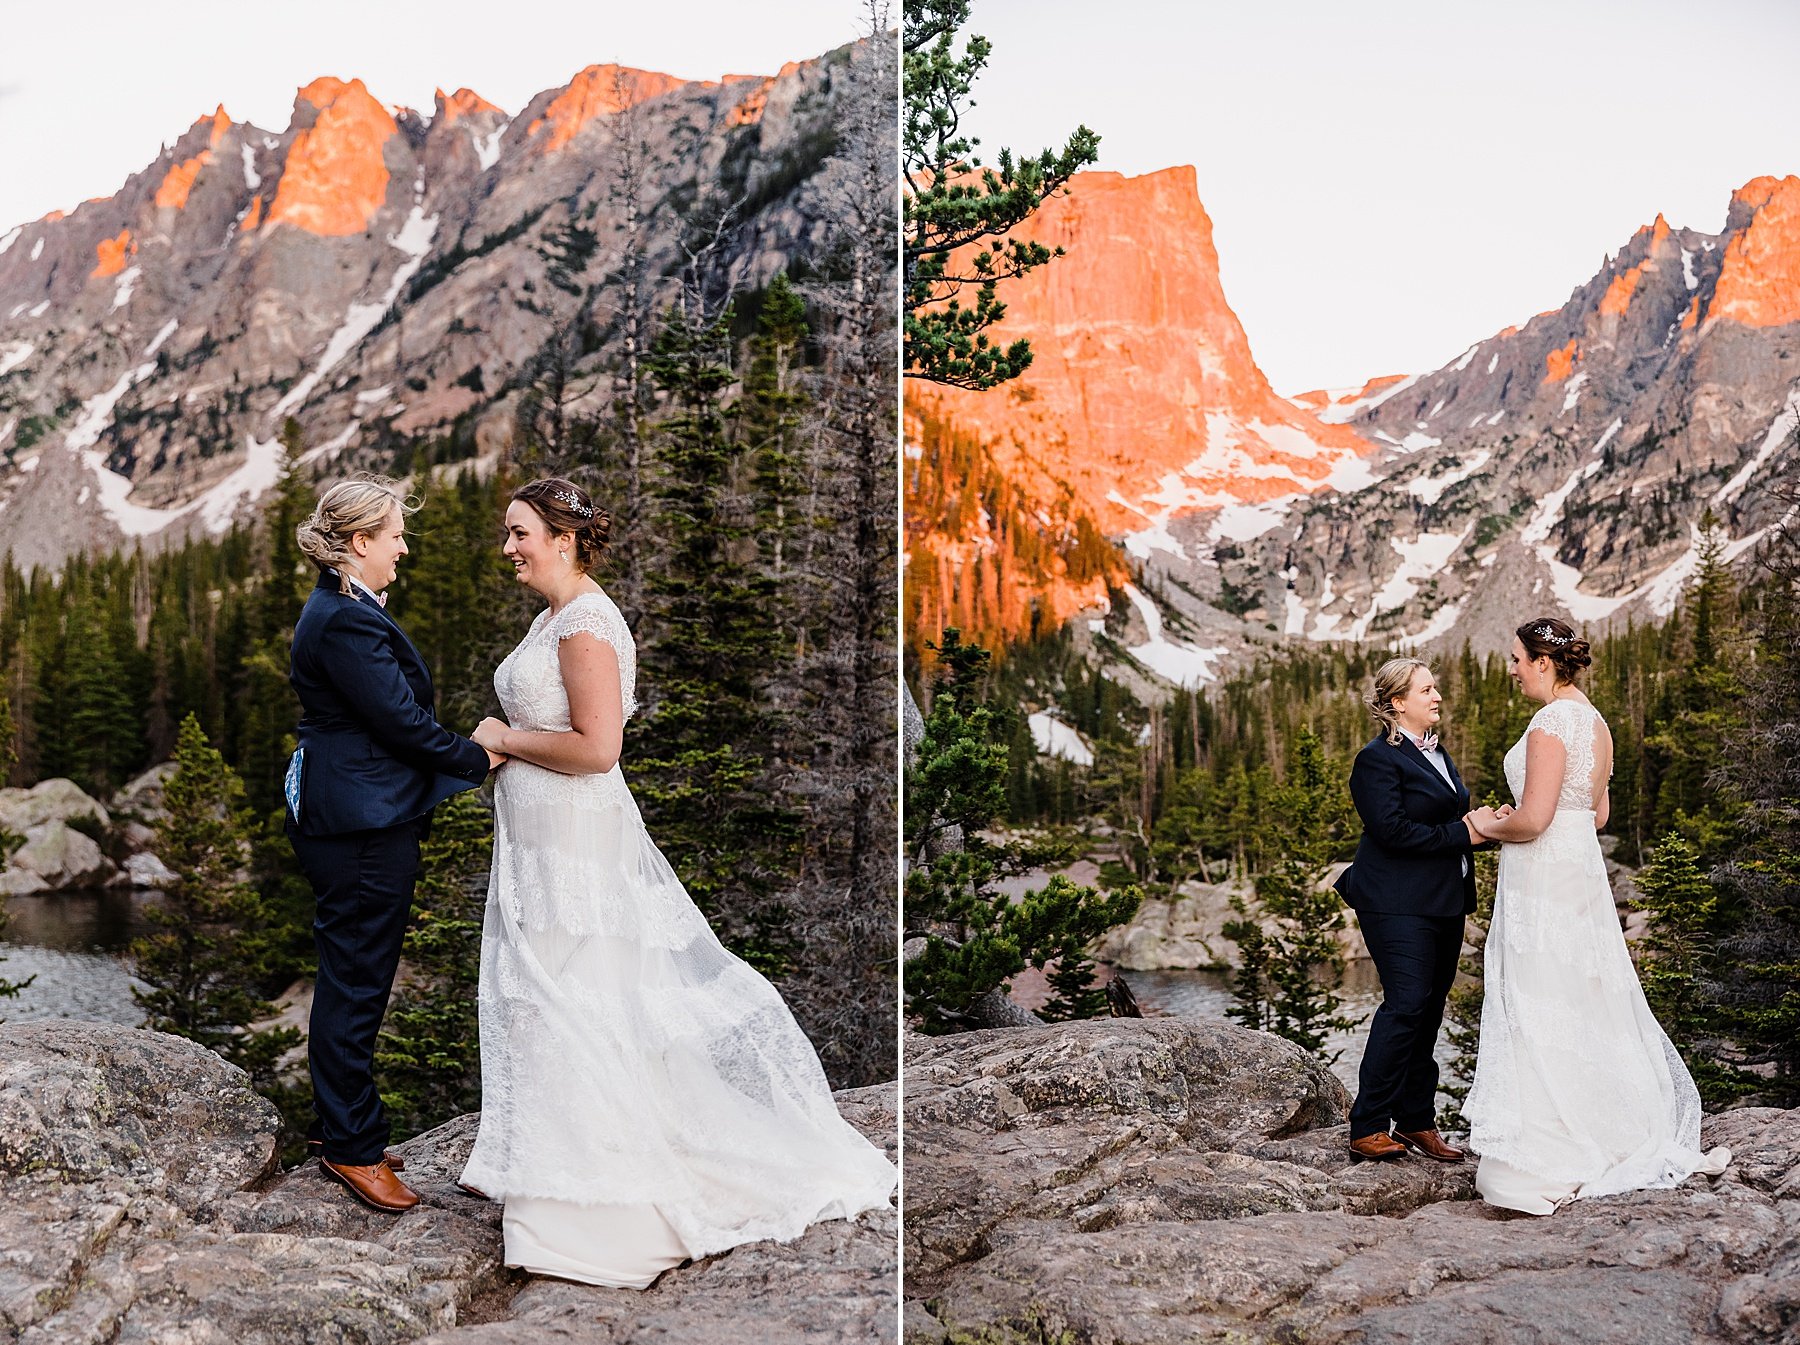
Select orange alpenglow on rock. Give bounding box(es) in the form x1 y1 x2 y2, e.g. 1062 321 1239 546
242 195 264 231
434 87 502 126
1708 174 1800 328
1599 262 1644 317
155 152 212 210
268 77 397 236
528 65 688 151
207 105 232 148
1680 294 1702 329
43 209 64 223
906 165 1374 537
1544 339 1578 383
727 80 771 126
91 228 136 277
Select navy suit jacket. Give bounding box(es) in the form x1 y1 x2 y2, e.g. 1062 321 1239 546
287 572 490 837
1334 732 1479 919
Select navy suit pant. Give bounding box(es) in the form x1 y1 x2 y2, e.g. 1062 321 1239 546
1348 909 1464 1139
289 819 425 1165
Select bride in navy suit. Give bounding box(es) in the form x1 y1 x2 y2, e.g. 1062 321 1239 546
1334 657 1488 1163
286 475 503 1213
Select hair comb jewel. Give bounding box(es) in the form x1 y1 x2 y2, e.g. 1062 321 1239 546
548 486 595 518
1534 624 1572 646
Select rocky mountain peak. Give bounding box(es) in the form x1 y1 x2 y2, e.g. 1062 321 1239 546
269 77 399 236
433 86 503 126
1710 172 1800 329
909 166 1373 543
526 64 690 153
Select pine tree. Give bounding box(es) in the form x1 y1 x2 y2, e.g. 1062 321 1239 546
738 272 810 594
903 0 1099 388
1223 726 1358 1058
905 629 1137 1031
53 586 144 795
634 300 801 972
377 792 493 1138
131 714 299 1089
1709 495 1800 1104
1643 510 1744 862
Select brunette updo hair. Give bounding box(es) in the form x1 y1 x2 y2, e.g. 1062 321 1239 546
511 477 610 572
1365 657 1434 745
296 474 417 597
1516 616 1593 685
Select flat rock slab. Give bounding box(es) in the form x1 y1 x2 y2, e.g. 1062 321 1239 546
0 1023 897 1344
904 1018 1794 1345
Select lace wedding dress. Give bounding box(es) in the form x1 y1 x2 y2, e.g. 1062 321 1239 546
459 589 896 1286
1464 698 1729 1214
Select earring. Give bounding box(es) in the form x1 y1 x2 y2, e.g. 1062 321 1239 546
560 550 569 563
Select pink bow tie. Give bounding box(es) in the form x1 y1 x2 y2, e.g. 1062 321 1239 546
374 590 387 608
1417 732 1439 753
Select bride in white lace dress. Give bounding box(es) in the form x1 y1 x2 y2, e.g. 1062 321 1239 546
1462 617 1729 1215
460 478 896 1287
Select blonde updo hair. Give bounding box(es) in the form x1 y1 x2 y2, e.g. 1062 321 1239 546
511 477 610 573
296 474 417 597
1366 657 1434 746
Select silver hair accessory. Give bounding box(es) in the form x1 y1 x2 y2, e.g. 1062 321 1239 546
547 486 595 519
1533 623 1573 646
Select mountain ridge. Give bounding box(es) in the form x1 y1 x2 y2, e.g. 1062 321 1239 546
0 45 860 569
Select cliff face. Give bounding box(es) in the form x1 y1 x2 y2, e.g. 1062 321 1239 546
904 167 1372 653
0 41 869 570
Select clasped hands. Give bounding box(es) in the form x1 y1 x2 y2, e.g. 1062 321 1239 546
1464 803 1515 842
473 716 510 771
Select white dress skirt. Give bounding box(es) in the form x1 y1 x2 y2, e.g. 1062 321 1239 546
459 590 896 1286
1464 699 1729 1215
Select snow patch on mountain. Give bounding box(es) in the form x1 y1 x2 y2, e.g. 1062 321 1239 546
197 436 282 533
1408 450 1491 506
1316 372 1419 425
0 342 33 378
1121 583 1227 687
1029 711 1094 767
1714 384 1800 508
271 205 439 421
473 120 511 170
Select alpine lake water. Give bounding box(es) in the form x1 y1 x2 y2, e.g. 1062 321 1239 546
0 887 150 1024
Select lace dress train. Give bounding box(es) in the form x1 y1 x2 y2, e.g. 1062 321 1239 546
460 590 896 1285
1464 699 1728 1214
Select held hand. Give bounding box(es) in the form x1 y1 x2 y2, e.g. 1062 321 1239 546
484 747 507 772
1494 803 1516 819
1469 805 1503 837
1463 811 1486 843
472 716 510 754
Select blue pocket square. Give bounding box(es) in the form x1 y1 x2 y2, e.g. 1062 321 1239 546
285 748 304 823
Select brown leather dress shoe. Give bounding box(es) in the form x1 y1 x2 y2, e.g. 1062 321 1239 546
1348 1132 1408 1160
307 1140 404 1171
320 1158 420 1212
1394 1129 1467 1162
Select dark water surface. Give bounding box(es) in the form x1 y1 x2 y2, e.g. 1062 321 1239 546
0 887 150 1024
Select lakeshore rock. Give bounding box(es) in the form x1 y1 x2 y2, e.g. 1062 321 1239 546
904 1018 1790 1345
0 1022 897 1344
0 779 110 836
8 820 116 890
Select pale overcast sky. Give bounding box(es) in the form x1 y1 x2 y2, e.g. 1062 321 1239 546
951 0 1799 393
0 0 865 233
